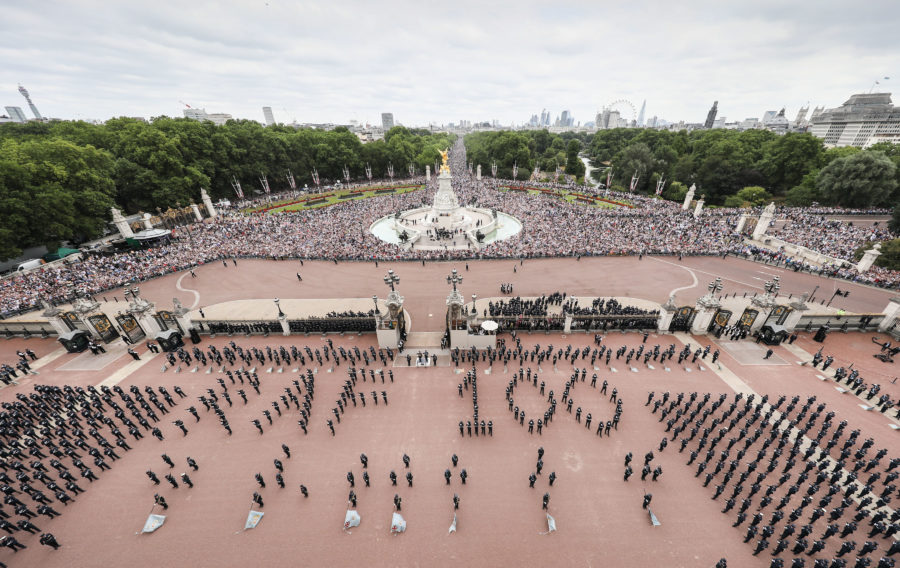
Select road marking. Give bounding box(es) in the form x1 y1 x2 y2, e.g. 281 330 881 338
176 273 201 309
649 257 698 299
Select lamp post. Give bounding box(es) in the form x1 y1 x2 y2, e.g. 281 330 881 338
274 298 284 318
384 269 400 292
447 268 463 291
373 295 380 316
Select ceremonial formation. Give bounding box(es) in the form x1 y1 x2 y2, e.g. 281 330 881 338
0 137 897 568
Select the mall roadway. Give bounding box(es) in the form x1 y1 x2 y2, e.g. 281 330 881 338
99 254 897 332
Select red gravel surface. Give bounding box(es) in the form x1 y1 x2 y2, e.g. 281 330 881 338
0 257 897 567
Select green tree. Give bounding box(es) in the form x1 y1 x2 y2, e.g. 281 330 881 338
816 150 897 207
784 171 822 206
564 140 585 178
890 205 900 233
735 186 772 206
761 132 824 195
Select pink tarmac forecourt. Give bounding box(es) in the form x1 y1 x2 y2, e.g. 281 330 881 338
0 255 899 568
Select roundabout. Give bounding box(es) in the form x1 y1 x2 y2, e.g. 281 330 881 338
369 149 522 251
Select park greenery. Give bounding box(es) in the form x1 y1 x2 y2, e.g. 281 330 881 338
464 130 589 180
252 184 424 213
586 128 900 208
0 119 453 260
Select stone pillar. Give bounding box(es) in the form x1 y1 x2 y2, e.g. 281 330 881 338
279 315 290 336
681 183 696 210
693 199 704 219
172 298 192 334
476 164 482 181
111 208 133 239
425 165 431 182
134 310 163 336
201 188 217 218
190 203 203 222
41 303 70 336
658 296 677 332
735 213 748 234
857 243 882 273
563 315 573 334
141 213 154 230
879 296 900 333
752 202 776 240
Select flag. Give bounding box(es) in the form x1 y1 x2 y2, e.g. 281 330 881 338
390 512 407 534
141 514 166 533
542 513 557 534
343 509 360 531
448 513 457 534
244 510 264 530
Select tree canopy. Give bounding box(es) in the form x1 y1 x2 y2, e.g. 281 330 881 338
587 127 900 207
0 118 454 260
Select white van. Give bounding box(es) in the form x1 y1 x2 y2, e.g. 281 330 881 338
16 259 45 272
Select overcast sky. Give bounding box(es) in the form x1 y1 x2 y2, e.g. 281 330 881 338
2 1 898 127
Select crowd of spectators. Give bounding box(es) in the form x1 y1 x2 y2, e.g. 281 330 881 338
0 139 896 317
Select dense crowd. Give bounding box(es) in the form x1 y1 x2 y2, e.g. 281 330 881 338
0 139 896 316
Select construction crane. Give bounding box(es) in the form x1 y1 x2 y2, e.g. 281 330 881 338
18 85 43 120
179 100 192 109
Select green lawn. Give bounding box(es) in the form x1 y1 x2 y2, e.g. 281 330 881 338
246 184 425 213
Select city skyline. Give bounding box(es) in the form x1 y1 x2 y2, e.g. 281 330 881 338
2 1 898 126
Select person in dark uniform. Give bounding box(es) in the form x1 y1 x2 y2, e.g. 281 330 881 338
255 473 266 488
460 469 467 484
39 532 61 550
451 454 459 467
327 420 335 436
274 459 284 473
146 470 160 485
642 493 652 509
542 493 550 510
529 473 537 488
300 485 309 498
549 471 557 486
181 473 193 488
187 457 198 471
453 493 460 510
360 454 368 469
347 472 355 487
390 471 397 486
162 454 175 468
445 469 452 485
165 474 179 488
282 444 291 458
406 472 413 487
394 494 402 511
154 494 168 510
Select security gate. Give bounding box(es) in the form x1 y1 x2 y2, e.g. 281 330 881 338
88 314 120 343
708 309 733 334
738 308 759 331
669 306 696 332
154 310 183 333
116 313 146 343
766 305 792 326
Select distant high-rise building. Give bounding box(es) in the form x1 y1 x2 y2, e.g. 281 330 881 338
381 113 394 130
608 110 621 129
637 100 646 127
810 92 900 147
560 110 570 127
184 108 209 121
4 106 27 123
183 108 232 126
761 110 778 125
17 85 42 120
793 106 809 128
704 101 718 129
262 106 276 126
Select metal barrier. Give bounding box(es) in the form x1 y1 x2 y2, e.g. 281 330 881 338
0 320 55 339
796 313 885 333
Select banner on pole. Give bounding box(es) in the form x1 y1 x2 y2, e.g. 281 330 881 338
448 513 457 534
244 510 264 530
142 514 166 533
343 509 361 531
390 512 407 534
